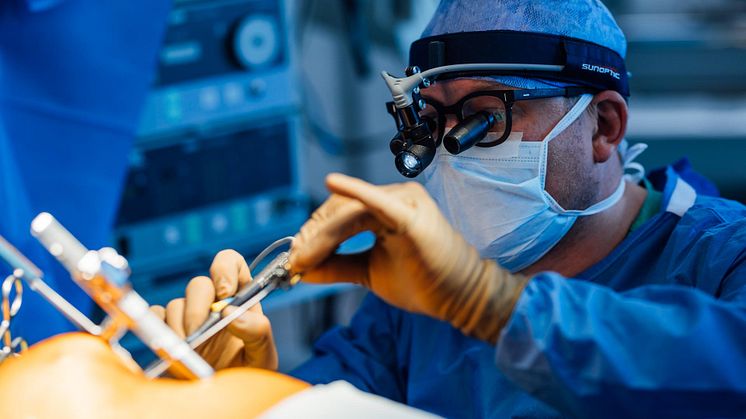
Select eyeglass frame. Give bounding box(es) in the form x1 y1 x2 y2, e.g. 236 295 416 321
419 86 597 148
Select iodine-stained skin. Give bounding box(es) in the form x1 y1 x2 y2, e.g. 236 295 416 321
0 333 309 419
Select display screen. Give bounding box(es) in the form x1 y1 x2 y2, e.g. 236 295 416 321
117 120 292 224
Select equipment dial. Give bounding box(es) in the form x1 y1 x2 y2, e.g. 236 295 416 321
233 15 280 69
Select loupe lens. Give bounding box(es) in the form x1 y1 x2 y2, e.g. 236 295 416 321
443 112 496 155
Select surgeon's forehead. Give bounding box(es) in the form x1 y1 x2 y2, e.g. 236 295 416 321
420 78 517 104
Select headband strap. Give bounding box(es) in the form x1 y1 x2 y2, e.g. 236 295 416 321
410 30 629 97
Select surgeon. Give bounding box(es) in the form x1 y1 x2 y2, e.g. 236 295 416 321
161 0 746 417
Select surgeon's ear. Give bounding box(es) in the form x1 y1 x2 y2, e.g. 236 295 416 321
590 90 628 163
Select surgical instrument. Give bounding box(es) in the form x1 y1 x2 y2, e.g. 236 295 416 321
30 213 213 380
145 237 298 378
0 235 101 335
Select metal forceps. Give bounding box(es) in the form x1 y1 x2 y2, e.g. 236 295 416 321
145 236 298 378
0 270 26 362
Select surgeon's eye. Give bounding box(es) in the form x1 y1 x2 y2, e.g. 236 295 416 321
461 96 507 132
512 102 530 117
491 111 506 124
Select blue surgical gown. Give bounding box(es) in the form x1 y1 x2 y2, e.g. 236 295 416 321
0 0 168 343
292 166 746 418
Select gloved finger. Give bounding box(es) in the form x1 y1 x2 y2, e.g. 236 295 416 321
223 306 277 369
209 249 252 300
298 252 370 286
291 196 378 274
165 298 186 339
325 173 415 234
223 306 273 346
150 305 166 321
184 276 216 335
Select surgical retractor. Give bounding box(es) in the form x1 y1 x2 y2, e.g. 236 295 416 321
30 212 214 380
0 234 101 335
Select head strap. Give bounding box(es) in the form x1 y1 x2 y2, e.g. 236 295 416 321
410 30 629 97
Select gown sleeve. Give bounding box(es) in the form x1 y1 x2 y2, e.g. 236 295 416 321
496 259 746 418
290 293 409 403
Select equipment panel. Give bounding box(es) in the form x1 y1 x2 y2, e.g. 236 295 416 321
138 0 296 137
114 0 307 306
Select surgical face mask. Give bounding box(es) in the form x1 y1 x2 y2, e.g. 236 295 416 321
422 94 644 272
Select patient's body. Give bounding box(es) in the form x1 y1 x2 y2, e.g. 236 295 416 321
0 333 309 419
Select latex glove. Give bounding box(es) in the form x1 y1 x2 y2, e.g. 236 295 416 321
290 173 530 344
153 250 278 370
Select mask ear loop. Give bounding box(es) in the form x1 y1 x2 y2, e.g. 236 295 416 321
542 94 594 144
542 98 647 216
539 93 600 216
619 140 648 183
538 94 594 192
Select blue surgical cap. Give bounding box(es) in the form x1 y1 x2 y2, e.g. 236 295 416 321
420 0 626 89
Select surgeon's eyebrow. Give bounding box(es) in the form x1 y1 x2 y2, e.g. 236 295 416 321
421 80 515 105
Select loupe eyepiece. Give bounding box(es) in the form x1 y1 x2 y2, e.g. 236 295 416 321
443 111 496 155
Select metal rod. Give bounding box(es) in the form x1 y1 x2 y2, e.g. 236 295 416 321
144 241 293 378
184 251 289 343
0 234 101 335
145 281 277 378
30 212 213 380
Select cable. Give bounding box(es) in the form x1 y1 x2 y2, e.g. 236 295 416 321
249 236 294 271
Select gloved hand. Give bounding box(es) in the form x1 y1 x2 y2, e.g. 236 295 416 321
152 249 278 370
290 173 530 344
